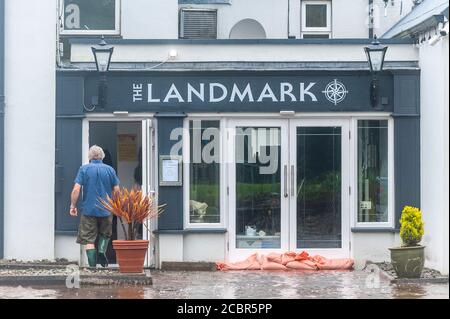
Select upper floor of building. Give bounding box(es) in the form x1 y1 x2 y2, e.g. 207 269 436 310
59 0 419 40
57 0 434 68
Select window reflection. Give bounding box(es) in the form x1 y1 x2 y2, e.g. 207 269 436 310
64 0 116 31
189 120 220 224
297 127 342 249
236 127 281 249
357 120 389 223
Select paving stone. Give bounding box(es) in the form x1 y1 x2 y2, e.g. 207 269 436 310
375 262 449 283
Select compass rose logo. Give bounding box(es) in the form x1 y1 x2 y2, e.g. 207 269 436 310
322 79 348 106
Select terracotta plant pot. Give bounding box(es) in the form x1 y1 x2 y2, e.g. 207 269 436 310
113 240 149 273
389 245 425 278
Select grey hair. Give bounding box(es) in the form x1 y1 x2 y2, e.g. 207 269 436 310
88 145 105 161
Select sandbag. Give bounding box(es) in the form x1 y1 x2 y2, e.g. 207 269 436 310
217 252 354 271
285 260 317 270
216 253 261 271
294 251 311 261
316 258 354 270
281 252 297 265
261 259 287 270
266 252 283 264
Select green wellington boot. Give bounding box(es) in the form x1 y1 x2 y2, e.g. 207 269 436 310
86 249 97 268
97 235 110 268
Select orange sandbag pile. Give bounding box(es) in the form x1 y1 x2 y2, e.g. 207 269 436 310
216 251 354 271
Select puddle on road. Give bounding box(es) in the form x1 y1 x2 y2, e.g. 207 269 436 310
0 271 448 299
0 286 59 299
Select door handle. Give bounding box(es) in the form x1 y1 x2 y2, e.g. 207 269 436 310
291 165 295 197
284 165 288 198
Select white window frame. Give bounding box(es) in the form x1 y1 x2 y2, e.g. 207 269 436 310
351 116 395 229
301 0 332 38
81 114 157 267
183 117 226 229
60 0 121 36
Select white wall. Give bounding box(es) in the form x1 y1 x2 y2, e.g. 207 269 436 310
55 235 79 262
121 0 178 39
72 43 419 63
352 233 400 263
372 0 414 37
4 0 56 260
419 35 449 275
157 233 226 268
333 0 414 39
184 234 226 262
117 0 411 40
180 0 289 39
158 234 184 268
288 0 301 38
332 0 368 38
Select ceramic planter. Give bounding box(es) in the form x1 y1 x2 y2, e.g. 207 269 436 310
113 240 149 273
389 245 425 278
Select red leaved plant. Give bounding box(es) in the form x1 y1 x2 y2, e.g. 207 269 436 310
99 188 164 241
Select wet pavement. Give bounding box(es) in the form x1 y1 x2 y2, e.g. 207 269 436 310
0 270 448 299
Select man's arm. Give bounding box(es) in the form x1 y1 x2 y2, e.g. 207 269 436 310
70 183 82 217
111 168 120 194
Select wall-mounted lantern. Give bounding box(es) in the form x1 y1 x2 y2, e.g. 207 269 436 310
364 36 388 109
91 36 114 110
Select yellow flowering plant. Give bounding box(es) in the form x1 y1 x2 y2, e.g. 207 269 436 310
399 206 424 247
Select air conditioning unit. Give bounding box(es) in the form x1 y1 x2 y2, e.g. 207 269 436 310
179 8 218 39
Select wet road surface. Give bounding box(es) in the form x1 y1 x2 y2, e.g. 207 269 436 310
0 270 448 299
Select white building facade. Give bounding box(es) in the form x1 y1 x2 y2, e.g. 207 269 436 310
383 0 449 274
0 0 448 274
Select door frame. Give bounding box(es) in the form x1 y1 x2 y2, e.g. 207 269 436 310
82 115 157 267
288 118 351 259
227 117 351 261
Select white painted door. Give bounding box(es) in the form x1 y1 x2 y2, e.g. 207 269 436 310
228 118 350 261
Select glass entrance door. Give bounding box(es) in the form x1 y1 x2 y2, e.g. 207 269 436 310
289 119 350 258
228 119 349 261
228 120 289 261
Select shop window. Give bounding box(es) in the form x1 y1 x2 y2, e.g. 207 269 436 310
61 0 120 35
301 0 332 39
357 120 389 223
189 120 221 224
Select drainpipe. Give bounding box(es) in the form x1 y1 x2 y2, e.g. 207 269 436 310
369 0 374 38
287 0 290 38
0 0 5 259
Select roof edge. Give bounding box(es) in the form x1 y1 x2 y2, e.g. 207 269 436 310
56 61 420 73
67 37 416 45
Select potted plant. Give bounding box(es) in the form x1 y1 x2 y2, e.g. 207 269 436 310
389 206 425 278
99 188 164 273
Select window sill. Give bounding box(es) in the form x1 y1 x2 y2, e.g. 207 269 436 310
351 227 399 233
60 34 123 40
154 228 227 235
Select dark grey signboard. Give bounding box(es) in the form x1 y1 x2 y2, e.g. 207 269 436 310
83 71 394 113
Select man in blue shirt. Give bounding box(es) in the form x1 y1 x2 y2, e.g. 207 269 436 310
70 145 120 268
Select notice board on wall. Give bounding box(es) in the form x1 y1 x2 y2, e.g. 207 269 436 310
117 134 137 162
